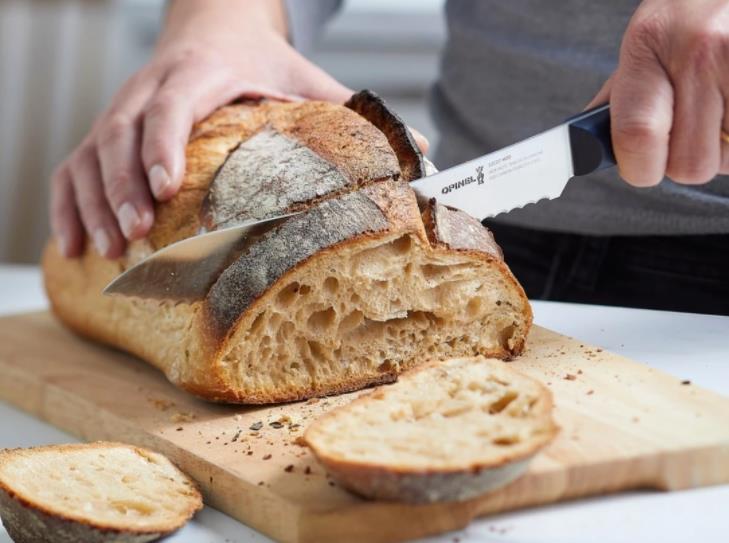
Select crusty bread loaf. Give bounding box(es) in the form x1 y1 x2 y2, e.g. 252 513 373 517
43 91 532 404
305 357 557 503
0 442 202 543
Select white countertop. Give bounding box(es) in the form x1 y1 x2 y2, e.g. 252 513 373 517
1 264 727 543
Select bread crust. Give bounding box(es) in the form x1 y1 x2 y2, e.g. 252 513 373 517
0 442 202 543
43 97 532 404
345 89 426 182
305 358 558 503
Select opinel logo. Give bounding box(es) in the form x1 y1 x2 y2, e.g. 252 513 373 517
441 165 485 194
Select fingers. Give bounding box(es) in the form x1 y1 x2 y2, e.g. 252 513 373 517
68 145 126 258
50 166 84 257
610 34 674 187
96 113 155 240
140 67 251 202
665 77 723 184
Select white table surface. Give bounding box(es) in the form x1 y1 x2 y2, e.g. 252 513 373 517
0 264 727 543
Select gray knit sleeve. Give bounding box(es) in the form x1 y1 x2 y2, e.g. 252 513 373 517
284 0 342 52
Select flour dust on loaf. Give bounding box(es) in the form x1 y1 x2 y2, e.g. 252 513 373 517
43 90 532 404
306 357 558 503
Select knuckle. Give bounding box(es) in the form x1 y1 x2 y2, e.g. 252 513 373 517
614 118 665 152
67 144 95 176
143 98 169 121
627 12 668 51
683 26 729 74
98 113 132 145
144 91 182 118
104 172 134 204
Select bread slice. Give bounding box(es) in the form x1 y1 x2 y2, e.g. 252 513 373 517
0 442 202 543
43 91 532 404
305 357 558 503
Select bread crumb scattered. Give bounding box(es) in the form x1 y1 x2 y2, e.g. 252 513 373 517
171 412 196 423
586 389 594 395
564 373 577 381
149 398 175 411
284 464 294 473
263 454 272 460
681 380 691 385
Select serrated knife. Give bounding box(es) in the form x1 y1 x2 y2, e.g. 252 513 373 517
104 104 615 300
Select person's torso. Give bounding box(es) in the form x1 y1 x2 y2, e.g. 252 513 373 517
431 0 729 235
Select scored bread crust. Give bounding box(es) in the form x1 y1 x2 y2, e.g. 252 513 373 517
0 442 202 543
43 93 532 404
305 358 558 503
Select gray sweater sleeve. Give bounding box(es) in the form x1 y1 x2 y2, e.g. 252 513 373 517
284 0 342 52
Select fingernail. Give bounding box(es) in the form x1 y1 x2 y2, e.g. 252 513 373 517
93 228 111 256
118 202 140 239
148 164 171 199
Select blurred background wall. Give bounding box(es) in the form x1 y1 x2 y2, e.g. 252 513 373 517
0 0 445 264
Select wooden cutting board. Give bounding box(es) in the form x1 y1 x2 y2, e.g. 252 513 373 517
1 312 728 543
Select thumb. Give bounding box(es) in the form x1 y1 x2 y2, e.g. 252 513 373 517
585 73 614 110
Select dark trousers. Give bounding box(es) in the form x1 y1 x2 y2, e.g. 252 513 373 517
483 221 729 316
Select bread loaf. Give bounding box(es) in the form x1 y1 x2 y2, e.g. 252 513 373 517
0 442 202 543
305 357 557 503
43 91 532 404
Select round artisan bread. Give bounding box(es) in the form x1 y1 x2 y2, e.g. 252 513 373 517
0 442 202 543
43 91 532 404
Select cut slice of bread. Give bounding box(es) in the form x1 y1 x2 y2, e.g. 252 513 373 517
43 91 532 404
0 442 202 543
305 357 558 503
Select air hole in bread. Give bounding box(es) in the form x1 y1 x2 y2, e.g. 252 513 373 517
308 308 337 334
499 324 517 346
323 277 339 294
466 298 481 317
276 282 300 308
391 235 412 254
492 435 520 446
488 391 518 414
338 310 364 334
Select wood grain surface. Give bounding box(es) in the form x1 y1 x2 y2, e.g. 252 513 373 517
1 312 728 543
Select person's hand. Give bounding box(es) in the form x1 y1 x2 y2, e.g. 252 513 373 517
51 0 356 259
587 0 729 187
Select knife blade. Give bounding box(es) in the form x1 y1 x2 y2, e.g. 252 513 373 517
409 103 615 218
104 104 614 300
103 213 299 301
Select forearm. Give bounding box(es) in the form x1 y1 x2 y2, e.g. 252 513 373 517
160 0 288 50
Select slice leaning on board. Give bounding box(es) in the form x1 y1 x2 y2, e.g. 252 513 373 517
39 91 556 512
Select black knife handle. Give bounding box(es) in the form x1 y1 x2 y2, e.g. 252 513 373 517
567 104 616 176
